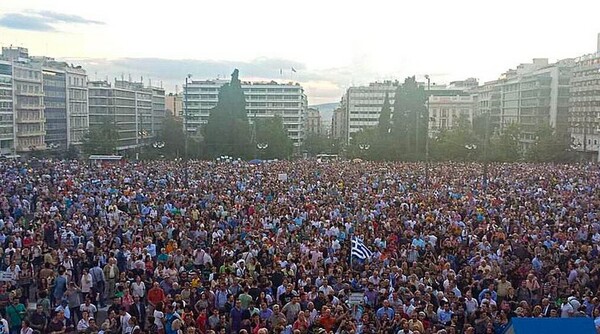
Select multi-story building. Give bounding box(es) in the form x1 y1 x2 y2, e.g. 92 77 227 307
89 79 165 152
342 80 398 143
331 105 346 141
342 79 477 143
11 59 46 152
0 47 89 153
183 79 308 146
165 93 183 118
427 88 476 137
475 58 573 150
36 59 88 149
0 60 13 156
306 108 322 135
570 45 600 160
151 87 166 136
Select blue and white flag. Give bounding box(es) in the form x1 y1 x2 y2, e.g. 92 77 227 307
351 236 373 260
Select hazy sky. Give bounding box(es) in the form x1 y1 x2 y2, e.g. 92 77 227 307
1 0 599 105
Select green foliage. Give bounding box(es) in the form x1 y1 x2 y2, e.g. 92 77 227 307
203 69 251 159
255 116 293 159
378 93 392 136
430 115 480 161
82 116 118 156
156 113 187 159
391 76 427 160
303 133 335 156
489 123 522 162
526 123 575 162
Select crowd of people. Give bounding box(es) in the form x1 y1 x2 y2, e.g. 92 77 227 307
0 158 599 334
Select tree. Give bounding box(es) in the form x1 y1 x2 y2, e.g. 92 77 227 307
489 123 522 162
204 69 251 158
526 123 575 162
255 116 293 159
303 133 332 156
82 116 118 156
430 115 480 161
157 113 186 159
391 76 427 160
378 93 392 136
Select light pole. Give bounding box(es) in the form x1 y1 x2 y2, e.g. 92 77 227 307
358 143 370 159
483 112 490 190
424 75 431 188
184 74 192 187
257 143 269 159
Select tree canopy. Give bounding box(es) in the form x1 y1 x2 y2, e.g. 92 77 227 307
82 116 118 156
203 69 251 159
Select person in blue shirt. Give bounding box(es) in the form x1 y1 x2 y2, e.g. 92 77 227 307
478 284 498 303
437 303 453 325
376 300 395 321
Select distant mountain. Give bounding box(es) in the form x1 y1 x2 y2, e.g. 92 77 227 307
309 102 339 124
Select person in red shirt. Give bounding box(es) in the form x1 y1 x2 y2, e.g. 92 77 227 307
147 282 166 310
195 308 207 333
318 307 337 332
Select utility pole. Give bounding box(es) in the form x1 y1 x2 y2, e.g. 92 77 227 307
184 74 191 187
425 75 430 188
483 112 490 190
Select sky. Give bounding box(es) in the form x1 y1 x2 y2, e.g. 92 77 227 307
1 0 600 105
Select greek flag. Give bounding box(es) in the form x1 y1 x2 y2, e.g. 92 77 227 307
351 236 373 260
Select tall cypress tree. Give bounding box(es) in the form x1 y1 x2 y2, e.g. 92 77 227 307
204 69 251 158
391 76 427 159
378 92 391 136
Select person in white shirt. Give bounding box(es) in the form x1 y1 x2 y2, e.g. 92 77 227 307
119 308 131 334
80 268 93 299
131 276 146 298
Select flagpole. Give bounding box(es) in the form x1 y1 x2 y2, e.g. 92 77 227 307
350 235 353 270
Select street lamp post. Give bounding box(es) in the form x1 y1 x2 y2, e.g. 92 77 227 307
184 74 192 188
257 143 269 159
358 143 370 158
483 112 490 190
425 75 431 188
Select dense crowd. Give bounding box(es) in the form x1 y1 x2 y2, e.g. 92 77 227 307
0 158 599 334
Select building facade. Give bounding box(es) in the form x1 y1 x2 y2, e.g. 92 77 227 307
0 60 13 155
89 79 165 152
342 81 398 143
342 80 477 143
12 60 45 152
151 87 166 136
306 108 322 135
331 105 346 141
0 47 89 154
184 79 308 146
428 89 476 137
570 51 600 159
475 58 573 150
165 93 183 118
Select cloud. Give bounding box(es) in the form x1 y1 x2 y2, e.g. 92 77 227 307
0 11 104 32
33 10 104 25
69 57 347 104
0 13 56 32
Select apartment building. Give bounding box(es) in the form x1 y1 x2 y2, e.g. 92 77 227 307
184 79 308 146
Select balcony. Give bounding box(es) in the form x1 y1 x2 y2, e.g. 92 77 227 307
17 117 45 123
16 104 44 110
15 91 43 97
16 130 45 137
